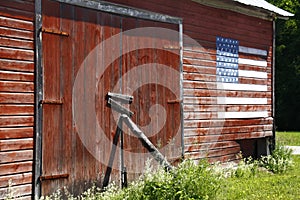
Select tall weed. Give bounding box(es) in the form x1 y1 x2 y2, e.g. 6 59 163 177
259 145 293 173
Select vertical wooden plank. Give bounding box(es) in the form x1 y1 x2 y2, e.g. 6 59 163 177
110 14 122 183
41 0 62 195
72 6 86 193
81 8 99 189
59 2 74 192
121 16 138 180
95 11 106 183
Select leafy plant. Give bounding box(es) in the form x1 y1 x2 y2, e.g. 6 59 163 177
234 157 259 178
120 159 221 200
259 145 293 173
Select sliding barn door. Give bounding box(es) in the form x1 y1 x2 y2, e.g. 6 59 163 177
40 0 181 195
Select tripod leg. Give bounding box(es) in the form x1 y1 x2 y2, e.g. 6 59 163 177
121 114 173 171
102 117 123 189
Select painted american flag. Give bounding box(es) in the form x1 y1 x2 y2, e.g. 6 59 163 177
216 36 269 119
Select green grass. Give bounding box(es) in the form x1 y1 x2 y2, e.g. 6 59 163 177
217 155 300 200
40 132 300 200
276 131 300 146
48 155 299 200
216 132 300 200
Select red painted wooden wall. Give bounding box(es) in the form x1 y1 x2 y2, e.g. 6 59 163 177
0 0 35 199
109 0 273 162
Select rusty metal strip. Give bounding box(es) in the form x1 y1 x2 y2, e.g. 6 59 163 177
40 99 63 105
40 173 69 181
167 99 182 104
42 28 69 37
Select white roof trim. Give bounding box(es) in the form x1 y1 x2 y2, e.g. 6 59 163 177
192 0 294 20
234 0 294 17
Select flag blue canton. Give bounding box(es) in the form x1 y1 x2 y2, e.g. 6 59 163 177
216 36 239 83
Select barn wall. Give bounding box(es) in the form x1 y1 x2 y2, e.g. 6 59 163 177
0 0 35 199
108 0 274 162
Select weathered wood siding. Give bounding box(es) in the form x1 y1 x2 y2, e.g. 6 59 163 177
40 0 181 195
0 0 35 199
109 0 274 162
180 4 273 162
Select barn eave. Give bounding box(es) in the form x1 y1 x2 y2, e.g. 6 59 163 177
192 0 294 20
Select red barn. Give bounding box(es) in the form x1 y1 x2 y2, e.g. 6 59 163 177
0 0 293 198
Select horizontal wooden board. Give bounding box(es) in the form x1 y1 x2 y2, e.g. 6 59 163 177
0 138 33 151
0 80 34 92
183 48 270 62
0 92 34 103
183 96 272 105
185 140 240 152
0 183 32 198
184 131 273 144
239 46 268 56
183 64 271 76
0 6 34 21
183 96 218 104
0 16 33 31
184 111 217 120
183 72 269 83
0 150 33 164
0 59 34 72
185 145 240 159
0 1 34 13
0 26 33 41
239 58 267 67
0 47 34 61
183 104 271 112
184 49 268 63
0 70 34 81
183 88 271 98
184 118 273 128
184 124 273 136
218 111 269 119
239 70 268 79
183 72 216 82
217 97 268 105
0 36 33 50
0 116 34 127
207 154 238 163
0 104 34 115
191 82 269 92
0 172 32 188
0 161 32 176
0 127 33 139
187 153 239 163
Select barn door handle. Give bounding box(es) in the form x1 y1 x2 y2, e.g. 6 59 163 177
40 99 63 105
